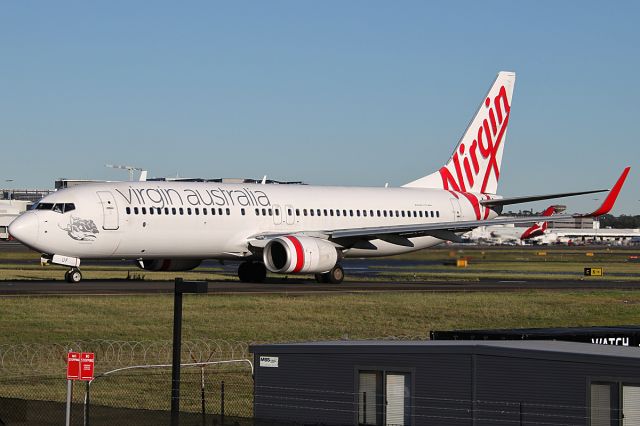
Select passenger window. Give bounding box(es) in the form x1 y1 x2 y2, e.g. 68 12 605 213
195 208 199 215
211 208 216 216
172 208 177 215
142 207 147 215
275 208 280 216
430 211 434 218
419 211 423 217
134 207 139 215
330 209 334 216
395 210 399 217
436 211 440 218
316 209 321 216
295 209 300 216
401 211 405 217
336 210 341 216
262 208 266 216
377 210 381 217
126 207 131 215
303 209 308 216
349 210 354 217
383 210 387 217
268 209 273 216
202 208 207 215
179 208 184 215
149 208 154 215
219 208 223 215
255 208 260 215
356 210 361 217
310 209 315 216
226 208 230 215
370 210 374 217
324 209 328 216
241 208 246 216
288 208 292 216
187 208 192 215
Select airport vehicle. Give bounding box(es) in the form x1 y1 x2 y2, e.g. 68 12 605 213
8 72 631 283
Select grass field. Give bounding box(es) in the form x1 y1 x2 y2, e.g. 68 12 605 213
2 290 640 344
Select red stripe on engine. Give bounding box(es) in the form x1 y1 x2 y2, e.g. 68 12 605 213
286 236 305 273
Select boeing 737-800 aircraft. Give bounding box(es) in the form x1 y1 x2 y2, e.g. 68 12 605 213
8 72 631 283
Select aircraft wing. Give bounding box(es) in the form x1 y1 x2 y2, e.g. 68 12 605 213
331 167 629 244
481 167 630 208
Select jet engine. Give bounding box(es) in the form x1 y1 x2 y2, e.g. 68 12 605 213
137 259 202 271
263 236 338 274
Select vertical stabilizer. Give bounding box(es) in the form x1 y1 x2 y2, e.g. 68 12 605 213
404 71 516 194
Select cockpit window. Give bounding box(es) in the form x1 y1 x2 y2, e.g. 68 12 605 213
34 203 75 213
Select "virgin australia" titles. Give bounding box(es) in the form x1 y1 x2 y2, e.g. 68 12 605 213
115 186 272 209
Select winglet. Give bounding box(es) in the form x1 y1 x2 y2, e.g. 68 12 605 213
581 167 630 217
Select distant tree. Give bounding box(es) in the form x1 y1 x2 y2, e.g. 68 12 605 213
599 214 640 229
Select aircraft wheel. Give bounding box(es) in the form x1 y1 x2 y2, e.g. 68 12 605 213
237 262 252 283
327 264 344 284
250 262 267 283
66 268 82 283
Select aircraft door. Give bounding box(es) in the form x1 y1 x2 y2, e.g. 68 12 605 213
272 204 282 225
285 205 295 225
449 198 462 221
96 191 119 230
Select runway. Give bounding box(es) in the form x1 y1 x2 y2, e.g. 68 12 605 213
1 277 639 296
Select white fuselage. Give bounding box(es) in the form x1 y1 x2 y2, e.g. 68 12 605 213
16 181 497 261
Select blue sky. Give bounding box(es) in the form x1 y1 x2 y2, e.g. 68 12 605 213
1 1 638 214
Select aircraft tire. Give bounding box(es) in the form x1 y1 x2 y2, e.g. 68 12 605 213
67 268 82 283
237 262 252 283
327 264 344 284
250 262 267 283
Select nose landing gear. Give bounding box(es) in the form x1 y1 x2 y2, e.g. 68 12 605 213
64 268 83 283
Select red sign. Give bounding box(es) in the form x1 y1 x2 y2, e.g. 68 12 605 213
80 352 95 381
66 352 80 380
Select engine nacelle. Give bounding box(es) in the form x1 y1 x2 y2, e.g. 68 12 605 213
137 259 202 271
263 236 338 274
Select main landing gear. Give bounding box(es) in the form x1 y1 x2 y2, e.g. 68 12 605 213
237 262 267 283
64 268 82 283
315 264 345 284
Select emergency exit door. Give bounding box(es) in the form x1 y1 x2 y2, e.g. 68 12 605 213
96 191 119 230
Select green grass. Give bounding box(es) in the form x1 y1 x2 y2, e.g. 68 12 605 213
1 291 639 344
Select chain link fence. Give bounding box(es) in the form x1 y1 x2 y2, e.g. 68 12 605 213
0 339 258 425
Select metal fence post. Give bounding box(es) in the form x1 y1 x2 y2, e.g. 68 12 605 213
171 282 183 426
201 366 206 425
84 381 90 426
221 380 225 424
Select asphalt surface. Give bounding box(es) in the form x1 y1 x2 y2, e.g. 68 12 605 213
1 241 638 295
0 278 639 296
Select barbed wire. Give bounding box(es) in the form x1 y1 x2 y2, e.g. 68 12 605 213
0 339 250 375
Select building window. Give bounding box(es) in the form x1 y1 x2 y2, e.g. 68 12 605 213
358 370 410 425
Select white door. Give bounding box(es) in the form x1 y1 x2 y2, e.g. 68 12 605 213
623 385 640 425
272 205 282 225
386 373 407 425
285 205 295 225
450 198 462 221
96 191 119 230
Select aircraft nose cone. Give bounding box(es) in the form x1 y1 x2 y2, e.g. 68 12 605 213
9 212 39 246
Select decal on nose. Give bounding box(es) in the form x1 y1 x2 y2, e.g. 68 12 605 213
8 212 39 246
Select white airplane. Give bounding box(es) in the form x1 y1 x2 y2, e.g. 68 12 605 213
8 71 631 283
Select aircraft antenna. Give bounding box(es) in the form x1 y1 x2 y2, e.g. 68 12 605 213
105 164 144 181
